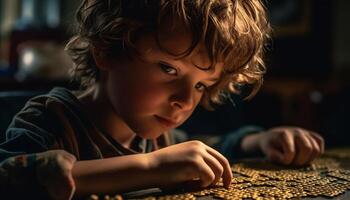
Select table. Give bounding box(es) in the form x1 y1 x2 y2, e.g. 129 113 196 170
89 148 350 200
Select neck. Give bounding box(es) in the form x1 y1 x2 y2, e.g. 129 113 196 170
78 84 136 148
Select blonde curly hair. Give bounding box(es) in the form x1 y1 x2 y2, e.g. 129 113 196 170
65 0 271 110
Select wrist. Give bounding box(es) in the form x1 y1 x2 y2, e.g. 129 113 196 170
240 132 264 154
143 152 162 187
144 152 156 171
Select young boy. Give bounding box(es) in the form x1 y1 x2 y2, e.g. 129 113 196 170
0 0 324 199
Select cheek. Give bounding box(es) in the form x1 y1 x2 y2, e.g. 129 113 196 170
119 80 170 113
134 86 166 110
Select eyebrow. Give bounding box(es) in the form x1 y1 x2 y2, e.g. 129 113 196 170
191 62 220 83
193 63 212 70
161 52 220 83
191 48 213 70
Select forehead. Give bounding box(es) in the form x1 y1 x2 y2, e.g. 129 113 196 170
157 20 211 67
136 24 223 72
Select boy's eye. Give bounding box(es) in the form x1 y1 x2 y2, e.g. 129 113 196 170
159 63 177 75
195 82 208 92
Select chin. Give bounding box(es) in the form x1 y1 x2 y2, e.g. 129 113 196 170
129 119 171 139
136 129 165 140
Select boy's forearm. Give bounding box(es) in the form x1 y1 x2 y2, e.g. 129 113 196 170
72 153 156 196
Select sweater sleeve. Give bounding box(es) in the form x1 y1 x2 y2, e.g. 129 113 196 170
214 125 265 161
0 96 76 199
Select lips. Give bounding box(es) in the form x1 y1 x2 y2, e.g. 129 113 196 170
155 115 177 128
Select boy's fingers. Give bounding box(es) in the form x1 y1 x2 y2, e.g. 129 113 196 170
206 146 232 188
305 134 321 163
279 131 296 165
293 133 313 165
266 146 285 164
202 152 224 186
309 132 325 154
197 158 216 188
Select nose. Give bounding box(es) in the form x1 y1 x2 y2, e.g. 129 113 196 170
169 81 196 111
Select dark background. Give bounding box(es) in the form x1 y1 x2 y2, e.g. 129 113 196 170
0 0 349 148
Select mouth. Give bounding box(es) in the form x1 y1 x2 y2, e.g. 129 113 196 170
154 115 177 128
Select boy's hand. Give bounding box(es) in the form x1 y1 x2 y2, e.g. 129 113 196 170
146 140 232 189
242 127 324 166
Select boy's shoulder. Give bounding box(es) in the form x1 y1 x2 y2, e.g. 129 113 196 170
9 87 87 132
41 87 81 104
25 87 84 113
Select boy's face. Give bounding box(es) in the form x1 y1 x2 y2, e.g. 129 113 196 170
102 25 223 139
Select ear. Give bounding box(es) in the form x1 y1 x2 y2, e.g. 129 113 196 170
91 47 111 71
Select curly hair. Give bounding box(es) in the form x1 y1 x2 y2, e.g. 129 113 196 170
65 0 271 110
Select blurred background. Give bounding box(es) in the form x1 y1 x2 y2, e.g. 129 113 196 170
0 0 349 148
